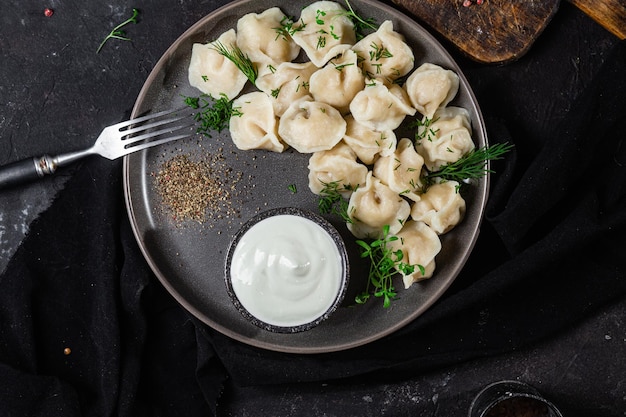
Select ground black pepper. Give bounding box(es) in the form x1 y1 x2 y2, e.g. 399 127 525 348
154 152 241 224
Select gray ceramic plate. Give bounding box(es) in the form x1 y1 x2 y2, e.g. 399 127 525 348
123 0 488 354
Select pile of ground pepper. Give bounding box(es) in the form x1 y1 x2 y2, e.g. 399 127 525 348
154 152 240 224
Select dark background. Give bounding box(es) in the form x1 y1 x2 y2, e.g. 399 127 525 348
1 1 625 416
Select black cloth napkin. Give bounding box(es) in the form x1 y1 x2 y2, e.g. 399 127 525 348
2 11 626 417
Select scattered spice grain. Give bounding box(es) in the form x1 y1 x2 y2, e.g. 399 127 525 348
154 152 240 224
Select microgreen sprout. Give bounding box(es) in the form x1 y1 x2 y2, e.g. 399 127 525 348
315 9 327 25
97 8 140 53
354 225 421 308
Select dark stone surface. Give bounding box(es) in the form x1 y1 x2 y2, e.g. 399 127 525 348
0 1 224 271
1 1 624 416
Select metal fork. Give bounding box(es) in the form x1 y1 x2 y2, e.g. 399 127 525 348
0 108 196 189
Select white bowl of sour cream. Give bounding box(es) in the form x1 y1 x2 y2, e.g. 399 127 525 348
224 207 349 333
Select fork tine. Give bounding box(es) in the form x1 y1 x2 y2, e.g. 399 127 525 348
116 107 190 129
122 132 194 153
122 116 197 148
121 112 194 138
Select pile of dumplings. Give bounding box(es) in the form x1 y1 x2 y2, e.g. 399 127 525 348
188 1 475 289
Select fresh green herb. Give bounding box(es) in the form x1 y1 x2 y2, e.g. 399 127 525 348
423 142 514 188
183 93 242 137
354 225 421 308
271 88 281 98
318 180 353 223
288 184 298 193
97 8 139 53
274 16 304 40
333 62 354 71
211 41 258 84
184 96 201 108
295 80 309 93
316 35 327 49
411 117 440 144
315 9 327 25
342 0 378 40
369 41 393 61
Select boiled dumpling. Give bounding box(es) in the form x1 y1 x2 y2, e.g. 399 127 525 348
308 142 368 198
352 20 414 83
410 181 465 234
373 138 424 202
404 63 459 118
342 115 396 165
236 8 301 75
278 96 346 153
349 78 416 131
229 92 285 152
388 220 441 288
256 61 317 116
291 1 356 67
309 50 365 114
188 29 248 99
415 106 474 171
346 172 411 239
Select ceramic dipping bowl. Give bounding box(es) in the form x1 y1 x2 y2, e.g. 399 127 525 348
224 207 349 333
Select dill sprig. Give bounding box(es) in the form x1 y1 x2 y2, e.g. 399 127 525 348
97 8 139 53
183 93 242 137
211 41 258 84
423 142 514 187
317 180 353 223
342 0 378 40
354 225 421 308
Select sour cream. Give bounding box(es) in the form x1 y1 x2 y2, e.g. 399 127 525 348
229 213 345 329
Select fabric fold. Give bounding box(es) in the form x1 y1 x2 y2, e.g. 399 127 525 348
0 26 624 417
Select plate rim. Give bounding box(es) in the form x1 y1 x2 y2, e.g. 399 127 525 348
123 0 490 354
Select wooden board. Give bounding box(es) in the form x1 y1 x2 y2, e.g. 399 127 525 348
390 0 561 64
568 0 626 40
391 0 625 64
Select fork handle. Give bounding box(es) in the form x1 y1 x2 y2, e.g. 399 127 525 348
0 155 57 189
